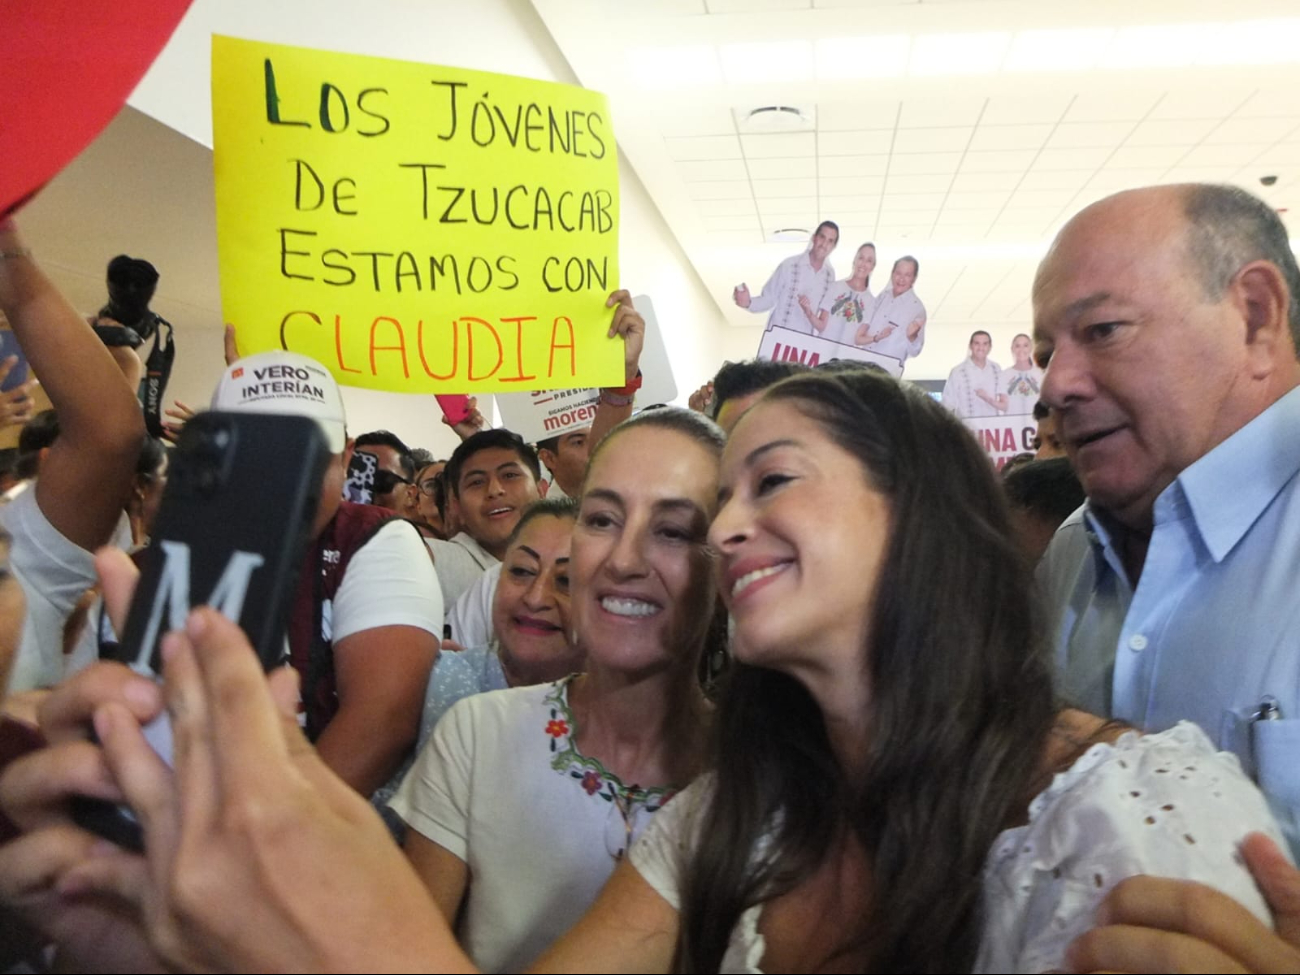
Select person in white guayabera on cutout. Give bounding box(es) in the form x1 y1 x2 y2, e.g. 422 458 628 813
1003 332 1044 416
734 221 838 335
814 242 876 345
855 255 926 371
943 330 1006 418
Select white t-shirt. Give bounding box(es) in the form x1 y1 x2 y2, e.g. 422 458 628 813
391 678 674 973
943 358 1005 419
1003 365 1044 416
428 532 499 611
631 723 1288 974
326 519 444 643
861 288 926 364
1 489 130 691
447 562 500 649
816 280 874 345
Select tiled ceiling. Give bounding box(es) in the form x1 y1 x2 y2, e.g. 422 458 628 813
531 0 1300 377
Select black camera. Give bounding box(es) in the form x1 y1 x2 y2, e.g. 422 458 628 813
94 254 161 347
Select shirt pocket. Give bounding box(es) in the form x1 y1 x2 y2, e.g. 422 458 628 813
1254 717 1300 809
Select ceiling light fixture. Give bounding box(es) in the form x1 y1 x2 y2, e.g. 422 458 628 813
769 227 810 242
742 105 810 133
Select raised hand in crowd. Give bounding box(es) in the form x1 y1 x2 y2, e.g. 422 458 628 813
0 219 143 568
1067 832 1300 974
222 323 240 366
587 289 646 450
442 395 488 441
687 380 714 415
159 399 195 444
732 282 751 308
0 356 37 429
906 316 924 341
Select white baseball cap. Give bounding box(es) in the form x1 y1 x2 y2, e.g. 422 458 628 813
210 350 347 453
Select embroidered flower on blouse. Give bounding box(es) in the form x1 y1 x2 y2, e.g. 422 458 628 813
545 718 569 738
580 770 603 795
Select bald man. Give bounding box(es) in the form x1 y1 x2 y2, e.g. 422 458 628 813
1034 183 1300 854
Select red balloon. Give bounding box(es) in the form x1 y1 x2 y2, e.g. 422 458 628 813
0 0 194 217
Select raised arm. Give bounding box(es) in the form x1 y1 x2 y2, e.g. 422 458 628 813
0 219 144 549
744 260 786 314
588 290 645 450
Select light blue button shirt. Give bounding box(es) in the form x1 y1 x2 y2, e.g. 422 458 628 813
1039 385 1300 856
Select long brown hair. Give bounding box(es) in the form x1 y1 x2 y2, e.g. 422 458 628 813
676 372 1057 973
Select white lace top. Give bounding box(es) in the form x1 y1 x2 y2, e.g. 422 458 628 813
630 722 1290 974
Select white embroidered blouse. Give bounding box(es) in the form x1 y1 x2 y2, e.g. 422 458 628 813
630 722 1289 974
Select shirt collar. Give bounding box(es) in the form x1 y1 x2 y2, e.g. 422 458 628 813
452 530 498 568
1176 385 1300 562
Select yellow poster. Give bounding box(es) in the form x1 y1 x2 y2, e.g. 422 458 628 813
211 35 622 392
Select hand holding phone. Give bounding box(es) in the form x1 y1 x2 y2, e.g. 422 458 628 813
72 411 330 849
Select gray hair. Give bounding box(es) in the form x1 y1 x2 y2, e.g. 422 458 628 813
1182 184 1300 355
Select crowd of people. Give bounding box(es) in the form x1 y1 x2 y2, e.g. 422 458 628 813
0 178 1299 975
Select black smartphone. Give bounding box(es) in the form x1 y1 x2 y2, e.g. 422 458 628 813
72 410 330 849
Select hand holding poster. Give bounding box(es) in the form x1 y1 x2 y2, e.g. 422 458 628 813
211 36 622 393
494 294 678 442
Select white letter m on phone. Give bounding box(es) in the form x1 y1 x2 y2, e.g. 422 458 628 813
133 540 266 671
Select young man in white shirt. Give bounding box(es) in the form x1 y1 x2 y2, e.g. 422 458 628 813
943 330 1006 419
734 221 838 335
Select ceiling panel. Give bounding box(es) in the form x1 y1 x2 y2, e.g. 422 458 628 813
702 214 762 231
676 159 750 180
1205 117 1300 145
699 198 759 216
817 155 890 177
688 180 754 199
741 132 817 158
897 97 986 128
667 135 743 160
1031 146 1114 170
945 190 1013 209
948 171 1022 191
1047 121 1134 149
748 157 819 178
1126 118 1219 146
1179 143 1272 167
981 93 1073 126
893 127 974 153
1147 88 1253 120
1017 168 1093 190
815 100 899 130
968 124 1054 152
960 149 1038 172
821 194 882 210
884 173 954 194
753 177 819 197
1063 91 1160 122
881 190 948 208
889 151 964 175
1107 144 1187 168
655 107 739 137
819 130 895 155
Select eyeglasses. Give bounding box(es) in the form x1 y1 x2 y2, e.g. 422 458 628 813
372 470 412 495
417 477 442 498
